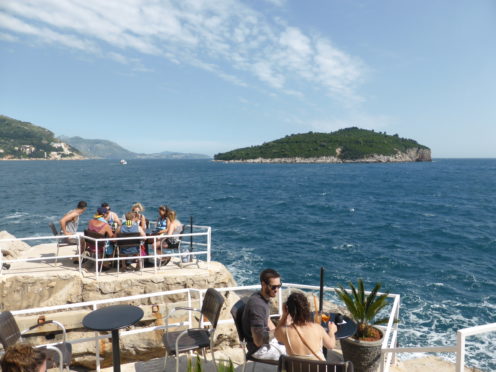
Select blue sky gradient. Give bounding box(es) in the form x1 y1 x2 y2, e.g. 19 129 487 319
1 0 495 156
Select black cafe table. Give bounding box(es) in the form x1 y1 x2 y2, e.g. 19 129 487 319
310 312 357 339
328 313 357 340
83 304 144 372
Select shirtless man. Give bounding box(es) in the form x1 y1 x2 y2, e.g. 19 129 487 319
59 201 87 244
59 200 87 251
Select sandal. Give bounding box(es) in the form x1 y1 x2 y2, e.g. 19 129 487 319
161 257 171 266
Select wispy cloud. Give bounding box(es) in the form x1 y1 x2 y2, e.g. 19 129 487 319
0 0 364 100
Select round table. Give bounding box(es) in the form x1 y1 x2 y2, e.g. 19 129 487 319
310 312 357 339
328 314 357 340
83 304 144 372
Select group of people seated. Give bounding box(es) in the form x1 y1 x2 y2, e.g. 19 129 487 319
242 269 338 362
59 201 183 270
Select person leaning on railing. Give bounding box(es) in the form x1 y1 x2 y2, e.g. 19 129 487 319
1 343 47 372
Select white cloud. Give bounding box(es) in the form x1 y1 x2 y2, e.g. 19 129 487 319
0 31 18 42
0 0 364 100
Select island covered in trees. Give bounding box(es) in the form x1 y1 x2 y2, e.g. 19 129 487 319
214 127 431 163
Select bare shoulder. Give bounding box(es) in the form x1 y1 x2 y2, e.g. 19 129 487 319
62 209 77 219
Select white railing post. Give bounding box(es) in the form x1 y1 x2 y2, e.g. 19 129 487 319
379 351 385 372
207 227 211 263
199 291 204 328
153 237 157 274
93 303 100 372
77 235 82 274
455 330 465 372
95 238 99 280
187 290 193 327
393 295 400 365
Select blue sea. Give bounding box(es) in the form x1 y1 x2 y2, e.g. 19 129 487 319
1 159 495 371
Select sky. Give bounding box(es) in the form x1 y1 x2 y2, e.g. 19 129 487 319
0 0 495 157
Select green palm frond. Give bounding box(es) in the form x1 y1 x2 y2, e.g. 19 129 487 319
373 316 392 325
337 279 391 338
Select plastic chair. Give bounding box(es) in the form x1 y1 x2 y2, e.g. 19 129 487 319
162 288 225 372
0 311 72 371
48 222 76 263
230 297 279 372
278 354 354 372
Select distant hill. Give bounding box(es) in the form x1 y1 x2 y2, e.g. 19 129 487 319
0 115 83 160
58 136 135 159
214 127 431 163
60 136 210 160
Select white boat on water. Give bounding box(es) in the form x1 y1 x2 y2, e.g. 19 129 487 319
120 159 127 165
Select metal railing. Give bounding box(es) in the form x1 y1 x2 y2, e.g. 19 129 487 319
0 225 211 278
3 279 493 370
7 283 396 371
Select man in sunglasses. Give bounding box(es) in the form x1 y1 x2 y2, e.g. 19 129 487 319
241 268 286 360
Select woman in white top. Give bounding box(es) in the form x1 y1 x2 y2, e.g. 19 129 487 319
275 292 337 361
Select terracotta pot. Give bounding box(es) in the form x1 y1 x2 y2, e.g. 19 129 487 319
340 327 383 372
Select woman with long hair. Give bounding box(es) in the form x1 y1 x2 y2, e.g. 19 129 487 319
275 292 337 361
150 205 168 259
160 209 183 265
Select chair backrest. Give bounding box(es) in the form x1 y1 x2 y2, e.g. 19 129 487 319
278 355 354 372
49 222 59 236
116 232 143 247
83 229 108 252
230 297 250 342
0 311 21 349
167 224 186 250
200 288 225 329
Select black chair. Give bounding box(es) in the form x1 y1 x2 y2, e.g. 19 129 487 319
278 354 354 372
162 288 225 372
83 229 113 272
48 222 76 263
0 311 72 371
230 297 279 372
115 232 144 271
160 225 195 268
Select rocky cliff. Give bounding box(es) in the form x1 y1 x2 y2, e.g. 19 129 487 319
221 147 432 163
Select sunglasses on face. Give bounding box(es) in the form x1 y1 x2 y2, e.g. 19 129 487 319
268 284 282 290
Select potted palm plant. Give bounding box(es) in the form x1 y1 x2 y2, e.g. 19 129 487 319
336 279 391 372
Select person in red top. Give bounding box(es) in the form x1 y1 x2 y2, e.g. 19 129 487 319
87 207 115 238
86 207 115 270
